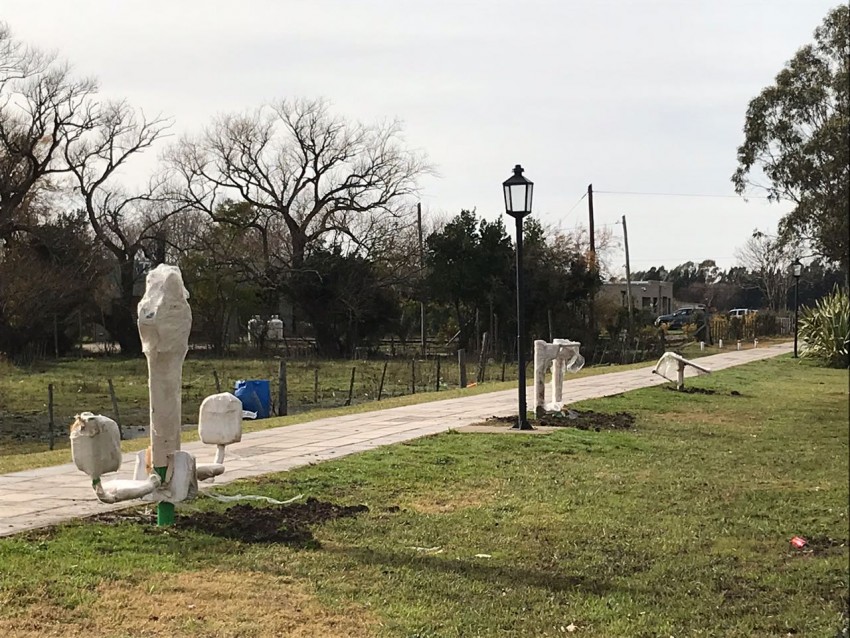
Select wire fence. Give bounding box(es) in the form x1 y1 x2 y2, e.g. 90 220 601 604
0 353 527 455
2 317 791 456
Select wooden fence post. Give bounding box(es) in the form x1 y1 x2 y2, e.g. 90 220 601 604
435 356 441 391
458 349 467 388
345 366 356 406
53 314 59 359
476 332 489 383
410 358 416 394
213 369 222 393
278 361 288 416
48 383 55 451
107 378 124 440
378 360 388 401
313 368 319 404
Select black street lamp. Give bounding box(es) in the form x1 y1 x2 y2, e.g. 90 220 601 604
791 258 802 358
503 164 534 430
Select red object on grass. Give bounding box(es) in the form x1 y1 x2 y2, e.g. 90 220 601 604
790 536 807 548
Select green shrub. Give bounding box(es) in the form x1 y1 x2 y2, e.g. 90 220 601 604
798 286 850 368
754 311 778 337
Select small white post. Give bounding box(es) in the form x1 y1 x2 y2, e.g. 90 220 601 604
754 338 759 348
677 360 685 390
737 340 741 351
699 341 705 351
719 339 723 349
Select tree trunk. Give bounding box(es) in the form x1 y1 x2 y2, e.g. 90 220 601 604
103 260 142 356
290 229 308 271
313 322 343 358
453 301 471 350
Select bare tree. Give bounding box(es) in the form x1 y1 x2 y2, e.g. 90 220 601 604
63 101 176 354
735 230 797 312
556 223 618 279
170 208 267 353
0 23 97 238
168 98 431 276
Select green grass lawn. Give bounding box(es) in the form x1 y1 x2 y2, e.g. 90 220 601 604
1 354 845 637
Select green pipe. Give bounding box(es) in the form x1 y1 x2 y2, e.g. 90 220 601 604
154 467 174 526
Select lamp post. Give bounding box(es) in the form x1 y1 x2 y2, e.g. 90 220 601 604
791 258 802 358
502 164 534 430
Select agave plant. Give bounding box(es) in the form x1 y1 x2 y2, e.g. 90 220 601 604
798 286 850 368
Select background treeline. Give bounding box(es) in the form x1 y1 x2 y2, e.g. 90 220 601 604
0 13 847 364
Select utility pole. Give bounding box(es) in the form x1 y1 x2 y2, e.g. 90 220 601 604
587 184 597 348
622 214 633 337
417 202 426 357
587 184 596 256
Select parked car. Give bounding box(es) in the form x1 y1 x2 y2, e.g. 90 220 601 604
655 306 704 329
728 308 756 318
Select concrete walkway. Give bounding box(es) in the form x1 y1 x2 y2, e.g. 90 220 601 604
0 342 791 537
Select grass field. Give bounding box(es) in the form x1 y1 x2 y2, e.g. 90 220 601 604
0 354 846 637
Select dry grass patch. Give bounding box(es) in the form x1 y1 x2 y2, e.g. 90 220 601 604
0 570 376 638
655 407 751 429
408 483 504 515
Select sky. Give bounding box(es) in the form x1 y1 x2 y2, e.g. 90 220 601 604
1 0 838 274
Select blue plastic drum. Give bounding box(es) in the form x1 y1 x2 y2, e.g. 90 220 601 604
234 379 272 419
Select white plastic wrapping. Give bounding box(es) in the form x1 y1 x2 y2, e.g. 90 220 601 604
95 475 160 504
196 463 226 481
198 392 243 445
161 451 198 503
137 264 192 469
267 315 284 341
70 412 122 480
135 450 199 503
553 338 585 374
95 448 197 504
652 351 711 389
533 339 585 414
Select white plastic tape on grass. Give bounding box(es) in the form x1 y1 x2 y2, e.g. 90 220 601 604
201 492 304 505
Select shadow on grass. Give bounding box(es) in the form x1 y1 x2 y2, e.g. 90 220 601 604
339 545 613 596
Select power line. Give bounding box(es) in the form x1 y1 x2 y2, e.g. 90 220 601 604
563 192 587 218
594 189 771 200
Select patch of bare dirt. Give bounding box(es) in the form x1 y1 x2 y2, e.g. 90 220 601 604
176 498 369 545
86 498 369 546
661 386 744 396
0 570 376 638
662 386 717 395
487 410 635 431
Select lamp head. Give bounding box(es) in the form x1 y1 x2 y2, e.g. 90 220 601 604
502 164 533 218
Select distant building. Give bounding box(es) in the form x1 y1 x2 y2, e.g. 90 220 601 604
599 280 673 315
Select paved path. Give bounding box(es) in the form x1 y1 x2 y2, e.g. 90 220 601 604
0 342 791 537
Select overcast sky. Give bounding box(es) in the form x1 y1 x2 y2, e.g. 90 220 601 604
1 0 837 273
